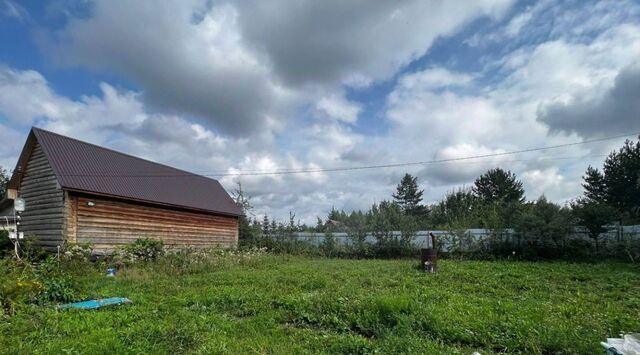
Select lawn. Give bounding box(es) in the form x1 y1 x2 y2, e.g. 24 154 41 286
1 254 639 354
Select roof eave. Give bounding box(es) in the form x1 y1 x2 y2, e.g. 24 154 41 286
63 188 243 217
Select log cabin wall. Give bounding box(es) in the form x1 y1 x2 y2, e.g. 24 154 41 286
66 194 239 251
19 142 65 250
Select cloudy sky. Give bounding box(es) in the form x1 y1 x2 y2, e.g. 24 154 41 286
1 0 639 222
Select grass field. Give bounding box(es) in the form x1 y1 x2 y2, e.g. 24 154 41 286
2 254 639 354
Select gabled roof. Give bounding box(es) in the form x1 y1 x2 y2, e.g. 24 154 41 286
10 127 242 216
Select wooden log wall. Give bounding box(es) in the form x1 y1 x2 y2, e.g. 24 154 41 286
68 195 239 251
19 142 65 250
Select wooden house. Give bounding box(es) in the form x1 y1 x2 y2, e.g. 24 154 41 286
2 127 242 252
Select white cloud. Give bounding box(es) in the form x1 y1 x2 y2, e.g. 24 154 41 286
47 0 514 137
538 62 640 138
423 144 509 185
0 122 23 170
375 22 640 204
521 168 577 203
315 94 361 124
0 66 72 123
50 1 294 136
396 68 475 90
234 0 513 86
504 10 533 37
1 0 28 21
387 70 502 146
2 0 640 223
0 65 361 223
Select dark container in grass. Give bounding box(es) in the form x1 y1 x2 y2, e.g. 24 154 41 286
421 248 437 273
421 233 438 273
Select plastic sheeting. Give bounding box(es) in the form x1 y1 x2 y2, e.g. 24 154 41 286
602 334 640 355
58 297 132 310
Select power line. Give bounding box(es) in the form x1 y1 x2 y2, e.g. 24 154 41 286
57 131 637 178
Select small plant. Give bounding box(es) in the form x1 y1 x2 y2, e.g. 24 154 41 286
0 260 42 313
123 238 165 261
63 243 94 262
0 256 84 312
20 236 49 261
38 274 78 303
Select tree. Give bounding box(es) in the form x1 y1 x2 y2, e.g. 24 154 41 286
473 168 525 205
514 196 574 255
571 199 618 252
367 200 416 256
430 188 480 228
345 210 368 248
0 166 9 199
262 214 270 236
636 176 640 215
582 166 607 203
231 181 259 242
232 181 252 212
392 173 425 216
581 137 640 221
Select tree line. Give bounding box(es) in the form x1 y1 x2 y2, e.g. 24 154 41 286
235 136 640 259
2 136 638 259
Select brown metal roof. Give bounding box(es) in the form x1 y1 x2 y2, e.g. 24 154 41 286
29 127 242 216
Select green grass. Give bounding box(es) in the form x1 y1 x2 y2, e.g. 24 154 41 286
2 254 639 354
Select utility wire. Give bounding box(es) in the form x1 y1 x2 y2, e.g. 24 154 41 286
56 131 637 178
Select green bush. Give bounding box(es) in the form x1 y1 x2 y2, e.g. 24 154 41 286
38 275 78 303
123 238 165 261
320 232 339 257
63 243 94 262
0 230 12 257
0 256 84 313
35 257 82 303
0 259 42 313
20 236 49 261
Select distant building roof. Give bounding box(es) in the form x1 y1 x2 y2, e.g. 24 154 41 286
10 127 242 216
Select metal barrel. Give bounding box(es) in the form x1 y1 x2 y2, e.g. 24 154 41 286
421 248 437 273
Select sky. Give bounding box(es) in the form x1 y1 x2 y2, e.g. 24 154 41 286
1 0 640 223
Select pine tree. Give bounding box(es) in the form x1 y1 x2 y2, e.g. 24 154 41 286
582 137 640 220
327 207 342 222
392 173 425 216
262 214 270 236
472 168 525 205
571 199 618 252
582 166 607 203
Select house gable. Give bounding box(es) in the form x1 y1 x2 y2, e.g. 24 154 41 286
17 140 65 249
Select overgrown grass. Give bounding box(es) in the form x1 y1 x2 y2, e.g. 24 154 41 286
1 253 639 354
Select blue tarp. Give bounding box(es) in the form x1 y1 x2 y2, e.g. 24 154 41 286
59 297 132 310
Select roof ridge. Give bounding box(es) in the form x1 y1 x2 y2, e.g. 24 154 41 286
24 127 241 216
31 127 214 179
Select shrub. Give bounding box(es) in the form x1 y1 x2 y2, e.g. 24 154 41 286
38 274 78 303
63 242 94 262
122 238 165 261
0 256 84 313
0 230 12 257
320 231 339 257
0 259 42 313
20 236 49 261
35 256 82 303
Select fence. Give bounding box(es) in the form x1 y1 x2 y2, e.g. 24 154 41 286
264 225 640 251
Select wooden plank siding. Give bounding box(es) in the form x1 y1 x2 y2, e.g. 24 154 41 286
18 142 65 250
69 195 239 251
